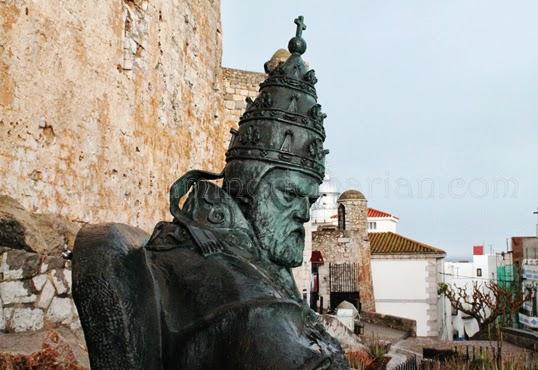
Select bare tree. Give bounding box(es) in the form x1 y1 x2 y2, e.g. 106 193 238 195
438 281 527 337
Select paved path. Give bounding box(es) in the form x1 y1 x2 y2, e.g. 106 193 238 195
361 321 408 342
360 323 535 368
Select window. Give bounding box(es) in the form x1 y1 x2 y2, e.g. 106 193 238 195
338 204 346 230
476 268 482 277
368 222 377 230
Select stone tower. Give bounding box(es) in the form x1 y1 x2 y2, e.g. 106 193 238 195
336 190 375 312
337 190 368 236
312 189 375 312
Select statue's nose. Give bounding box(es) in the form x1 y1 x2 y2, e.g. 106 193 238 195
293 197 310 223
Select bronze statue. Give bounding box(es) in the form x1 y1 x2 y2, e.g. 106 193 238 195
72 16 348 370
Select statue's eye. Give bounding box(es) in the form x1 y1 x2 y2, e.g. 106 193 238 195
283 189 296 202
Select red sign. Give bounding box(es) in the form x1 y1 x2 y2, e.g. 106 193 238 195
473 245 484 255
310 250 324 264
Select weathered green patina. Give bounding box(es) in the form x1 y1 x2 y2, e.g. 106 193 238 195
72 16 348 370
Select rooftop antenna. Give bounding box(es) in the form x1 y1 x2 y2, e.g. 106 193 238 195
533 207 538 237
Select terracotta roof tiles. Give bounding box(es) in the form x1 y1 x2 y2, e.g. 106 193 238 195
369 232 445 255
367 208 399 220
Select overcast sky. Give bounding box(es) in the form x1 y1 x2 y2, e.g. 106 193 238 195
221 0 538 258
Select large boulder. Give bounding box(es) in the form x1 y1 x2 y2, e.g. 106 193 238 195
0 196 81 255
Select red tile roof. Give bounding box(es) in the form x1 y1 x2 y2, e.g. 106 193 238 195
369 232 445 255
367 208 399 220
326 208 397 220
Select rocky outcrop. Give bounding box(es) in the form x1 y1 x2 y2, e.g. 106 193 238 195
0 196 88 370
0 195 80 255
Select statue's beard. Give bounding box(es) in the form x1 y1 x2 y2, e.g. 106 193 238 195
256 227 305 268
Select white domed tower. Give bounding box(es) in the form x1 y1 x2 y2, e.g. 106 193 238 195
311 174 339 228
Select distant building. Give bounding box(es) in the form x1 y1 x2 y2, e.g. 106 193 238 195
513 235 538 331
309 177 447 337
367 208 399 233
311 174 339 228
311 190 376 313
311 175 399 234
370 232 446 337
292 221 313 304
442 246 501 339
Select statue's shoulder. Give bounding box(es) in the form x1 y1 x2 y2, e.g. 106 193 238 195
143 175 269 307
146 178 256 256
146 233 275 302
144 220 196 252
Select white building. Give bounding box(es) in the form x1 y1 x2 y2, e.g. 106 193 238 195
370 232 446 337
312 176 400 233
292 222 313 303
367 208 399 233
310 176 447 336
311 174 339 229
442 246 501 339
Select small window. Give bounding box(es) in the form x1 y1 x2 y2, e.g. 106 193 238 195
476 268 482 277
338 204 346 230
368 222 377 230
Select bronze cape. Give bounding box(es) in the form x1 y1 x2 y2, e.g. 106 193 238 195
72 182 348 369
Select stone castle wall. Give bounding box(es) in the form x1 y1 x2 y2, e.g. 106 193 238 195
0 0 225 232
221 67 265 131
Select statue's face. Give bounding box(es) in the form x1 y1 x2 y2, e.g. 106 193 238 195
247 169 319 268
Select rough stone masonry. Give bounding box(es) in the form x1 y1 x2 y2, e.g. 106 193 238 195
0 0 225 231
